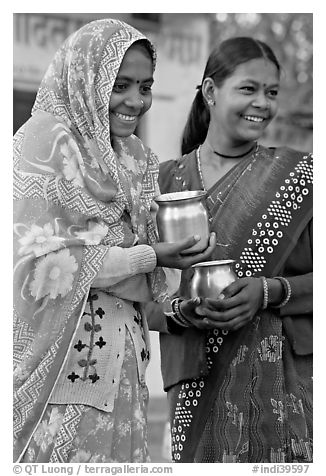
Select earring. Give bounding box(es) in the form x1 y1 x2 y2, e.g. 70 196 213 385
140 99 144 107
207 99 215 107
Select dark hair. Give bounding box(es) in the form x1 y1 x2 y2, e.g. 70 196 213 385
181 37 281 155
130 39 155 68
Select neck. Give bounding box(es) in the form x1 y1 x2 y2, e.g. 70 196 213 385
204 135 257 159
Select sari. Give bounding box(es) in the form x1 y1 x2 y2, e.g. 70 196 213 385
158 145 313 462
13 19 167 462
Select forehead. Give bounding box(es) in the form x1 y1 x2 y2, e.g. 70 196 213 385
117 44 153 78
227 58 280 85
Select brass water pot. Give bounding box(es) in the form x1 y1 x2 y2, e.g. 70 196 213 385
190 259 237 299
155 190 209 254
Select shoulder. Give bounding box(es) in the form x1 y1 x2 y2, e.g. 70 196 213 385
158 159 178 194
132 138 160 171
159 150 195 172
269 145 313 165
261 146 313 182
159 158 179 175
159 151 196 193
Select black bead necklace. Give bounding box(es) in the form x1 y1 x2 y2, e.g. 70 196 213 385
211 142 257 159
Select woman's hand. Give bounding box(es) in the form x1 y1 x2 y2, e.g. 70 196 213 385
177 297 216 330
194 277 264 331
152 232 216 269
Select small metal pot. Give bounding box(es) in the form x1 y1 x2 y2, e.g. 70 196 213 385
155 190 209 254
190 259 237 299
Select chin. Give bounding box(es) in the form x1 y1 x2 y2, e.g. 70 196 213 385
240 128 266 142
111 127 137 138
247 132 264 141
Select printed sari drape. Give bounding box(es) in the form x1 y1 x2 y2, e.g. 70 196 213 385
158 145 313 462
13 19 167 462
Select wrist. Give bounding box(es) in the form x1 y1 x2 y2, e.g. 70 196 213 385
150 244 162 267
164 298 192 329
128 245 157 274
260 277 292 310
271 277 292 308
266 278 284 305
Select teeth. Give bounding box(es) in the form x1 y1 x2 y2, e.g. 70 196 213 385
243 115 264 123
115 113 136 122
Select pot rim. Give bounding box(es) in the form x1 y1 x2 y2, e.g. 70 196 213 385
192 259 235 268
155 190 207 203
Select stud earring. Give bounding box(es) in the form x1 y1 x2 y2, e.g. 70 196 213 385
207 99 215 107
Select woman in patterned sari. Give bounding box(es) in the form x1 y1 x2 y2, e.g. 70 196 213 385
147 37 312 463
13 19 216 463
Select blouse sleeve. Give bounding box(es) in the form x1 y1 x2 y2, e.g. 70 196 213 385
279 218 313 316
278 219 313 355
91 244 157 288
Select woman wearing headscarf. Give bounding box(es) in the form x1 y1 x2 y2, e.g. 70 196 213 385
13 18 215 463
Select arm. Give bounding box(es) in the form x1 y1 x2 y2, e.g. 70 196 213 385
92 244 156 288
278 218 313 316
92 232 216 304
146 267 182 332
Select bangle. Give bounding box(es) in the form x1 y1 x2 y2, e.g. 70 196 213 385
170 298 191 327
164 298 190 329
272 277 292 308
166 313 189 328
261 276 269 309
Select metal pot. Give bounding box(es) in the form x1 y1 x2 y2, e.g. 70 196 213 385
190 259 237 299
155 190 210 254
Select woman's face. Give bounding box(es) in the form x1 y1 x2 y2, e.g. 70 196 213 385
109 44 154 137
210 58 280 145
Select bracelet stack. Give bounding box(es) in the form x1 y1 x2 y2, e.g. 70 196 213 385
165 297 191 328
272 276 292 308
261 276 292 310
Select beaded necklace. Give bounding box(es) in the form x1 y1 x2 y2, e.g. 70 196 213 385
195 146 206 191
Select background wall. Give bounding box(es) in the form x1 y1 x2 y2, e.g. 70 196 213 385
14 13 312 153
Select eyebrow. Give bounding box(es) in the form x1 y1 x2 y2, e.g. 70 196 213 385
115 75 154 83
239 79 279 88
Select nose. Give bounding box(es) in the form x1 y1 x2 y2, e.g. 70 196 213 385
124 88 144 109
251 91 270 110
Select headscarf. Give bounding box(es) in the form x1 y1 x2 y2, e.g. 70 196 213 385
13 18 166 461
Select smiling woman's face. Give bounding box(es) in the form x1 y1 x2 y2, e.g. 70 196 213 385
210 58 280 145
109 43 154 138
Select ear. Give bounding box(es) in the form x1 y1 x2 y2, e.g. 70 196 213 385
202 77 216 106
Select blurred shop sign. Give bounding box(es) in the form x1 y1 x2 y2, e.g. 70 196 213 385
13 13 85 91
158 31 202 65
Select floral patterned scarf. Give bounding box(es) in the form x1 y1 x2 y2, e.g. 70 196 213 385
13 19 166 461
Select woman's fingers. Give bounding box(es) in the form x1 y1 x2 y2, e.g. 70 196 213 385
203 312 251 330
204 294 243 311
202 304 248 321
179 232 216 261
180 297 201 315
173 235 202 253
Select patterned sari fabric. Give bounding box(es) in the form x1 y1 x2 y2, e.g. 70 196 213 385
13 19 167 462
21 331 150 463
159 146 313 462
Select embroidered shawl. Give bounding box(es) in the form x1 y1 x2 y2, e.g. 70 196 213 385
13 19 166 461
